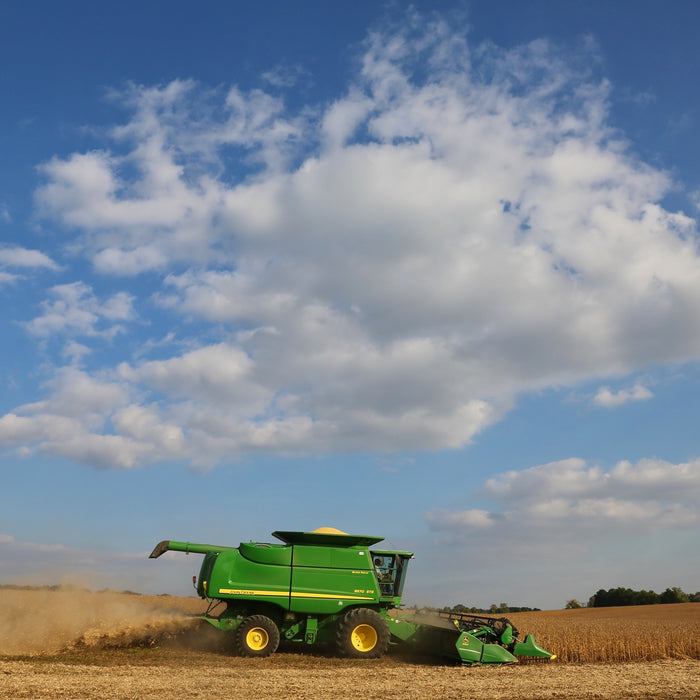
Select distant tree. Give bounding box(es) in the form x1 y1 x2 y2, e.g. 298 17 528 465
631 589 660 605
690 592 700 603
565 599 582 609
589 587 640 607
442 602 541 614
659 587 689 604
588 586 693 607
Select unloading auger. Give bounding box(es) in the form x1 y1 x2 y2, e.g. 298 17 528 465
149 528 554 665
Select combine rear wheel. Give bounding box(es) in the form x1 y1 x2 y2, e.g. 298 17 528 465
336 608 390 659
235 615 280 657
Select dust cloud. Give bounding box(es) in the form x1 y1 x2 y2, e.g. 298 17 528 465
0 588 202 655
399 610 458 630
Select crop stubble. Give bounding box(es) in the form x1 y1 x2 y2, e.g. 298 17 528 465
1 591 699 699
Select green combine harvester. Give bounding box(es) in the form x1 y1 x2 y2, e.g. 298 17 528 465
149 527 554 665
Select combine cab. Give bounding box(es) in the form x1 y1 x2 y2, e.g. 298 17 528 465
150 527 554 664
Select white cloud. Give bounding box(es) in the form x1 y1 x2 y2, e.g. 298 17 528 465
426 457 700 543
3 17 700 468
0 247 59 286
419 455 700 605
62 341 92 364
118 343 264 409
261 63 308 89
322 88 374 149
24 282 135 338
93 246 168 275
425 508 495 529
0 368 165 469
0 246 58 271
30 366 130 420
593 383 653 407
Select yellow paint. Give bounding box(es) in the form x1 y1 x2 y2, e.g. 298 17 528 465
217 588 374 600
291 591 374 600
351 624 378 652
245 627 269 651
218 589 286 596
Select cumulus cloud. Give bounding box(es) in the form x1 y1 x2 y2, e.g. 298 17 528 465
0 368 171 469
2 16 699 469
0 245 59 285
0 246 58 269
426 457 700 547
593 383 653 407
23 282 135 338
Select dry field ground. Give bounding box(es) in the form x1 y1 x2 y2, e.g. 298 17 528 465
1 590 699 699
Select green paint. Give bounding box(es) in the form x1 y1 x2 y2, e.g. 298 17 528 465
149 530 553 664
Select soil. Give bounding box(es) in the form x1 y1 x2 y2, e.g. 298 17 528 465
1 589 698 699
1 649 698 699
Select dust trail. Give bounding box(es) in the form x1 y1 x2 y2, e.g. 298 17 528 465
0 588 201 655
399 610 458 630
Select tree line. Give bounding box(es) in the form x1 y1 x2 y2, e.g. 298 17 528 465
439 586 700 613
580 586 700 608
441 603 541 614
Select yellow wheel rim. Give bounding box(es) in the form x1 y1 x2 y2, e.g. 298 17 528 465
351 624 377 652
246 626 269 651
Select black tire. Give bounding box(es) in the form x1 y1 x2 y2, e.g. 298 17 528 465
335 608 390 659
235 615 280 657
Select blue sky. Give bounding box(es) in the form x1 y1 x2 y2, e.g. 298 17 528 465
2 1 700 610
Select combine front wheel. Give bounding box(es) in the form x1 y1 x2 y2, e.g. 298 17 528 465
235 615 280 657
336 608 390 659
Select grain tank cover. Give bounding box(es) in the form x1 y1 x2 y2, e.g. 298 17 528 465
272 530 384 547
239 541 292 565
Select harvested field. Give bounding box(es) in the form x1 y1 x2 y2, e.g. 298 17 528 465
2 654 699 699
1 590 699 699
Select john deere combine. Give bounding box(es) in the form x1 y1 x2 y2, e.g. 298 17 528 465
149 527 554 664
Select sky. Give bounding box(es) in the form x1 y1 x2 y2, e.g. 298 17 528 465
1 0 700 611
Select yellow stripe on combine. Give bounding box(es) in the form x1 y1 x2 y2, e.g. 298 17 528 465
218 588 374 600
291 591 374 600
218 589 287 596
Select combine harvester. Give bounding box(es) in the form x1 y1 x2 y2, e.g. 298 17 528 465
150 528 554 665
